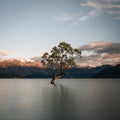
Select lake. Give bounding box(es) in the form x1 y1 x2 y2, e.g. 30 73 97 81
0 79 120 120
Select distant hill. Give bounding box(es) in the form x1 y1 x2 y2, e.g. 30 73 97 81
0 66 48 78
93 64 120 78
16 65 112 78
67 65 111 78
0 60 119 78
0 59 46 78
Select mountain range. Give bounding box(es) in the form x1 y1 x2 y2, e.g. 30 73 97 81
0 59 120 78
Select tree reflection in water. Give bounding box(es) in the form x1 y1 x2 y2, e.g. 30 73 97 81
41 83 76 120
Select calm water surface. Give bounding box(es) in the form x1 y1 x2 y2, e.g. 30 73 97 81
0 79 120 120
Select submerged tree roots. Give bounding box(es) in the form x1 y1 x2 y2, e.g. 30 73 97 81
50 75 62 85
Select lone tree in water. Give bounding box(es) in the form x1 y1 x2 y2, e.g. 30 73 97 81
41 42 81 85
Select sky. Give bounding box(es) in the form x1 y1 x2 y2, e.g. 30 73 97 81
0 0 120 67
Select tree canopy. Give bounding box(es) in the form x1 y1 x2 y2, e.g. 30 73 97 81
41 42 81 84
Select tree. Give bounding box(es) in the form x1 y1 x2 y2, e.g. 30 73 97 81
41 42 81 85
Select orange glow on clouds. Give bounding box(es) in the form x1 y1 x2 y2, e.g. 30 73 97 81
0 50 9 56
79 41 120 67
0 41 120 68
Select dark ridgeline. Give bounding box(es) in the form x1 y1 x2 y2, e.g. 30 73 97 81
93 64 120 78
0 64 120 78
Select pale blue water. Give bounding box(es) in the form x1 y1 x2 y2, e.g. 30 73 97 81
0 79 120 120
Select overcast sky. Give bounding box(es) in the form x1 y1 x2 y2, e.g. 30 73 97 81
0 0 120 66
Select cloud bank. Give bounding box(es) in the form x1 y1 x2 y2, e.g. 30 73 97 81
30 41 120 68
79 41 120 67
1 41 120 68
80 41 120 54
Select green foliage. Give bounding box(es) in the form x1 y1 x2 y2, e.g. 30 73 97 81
41 42 81 76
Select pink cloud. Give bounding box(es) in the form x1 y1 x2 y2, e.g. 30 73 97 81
78 41 120 67
0 50 9 56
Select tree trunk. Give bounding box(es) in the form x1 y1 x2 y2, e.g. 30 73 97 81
51 75 62 85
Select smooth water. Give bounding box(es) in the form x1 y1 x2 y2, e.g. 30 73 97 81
0 79 120 120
